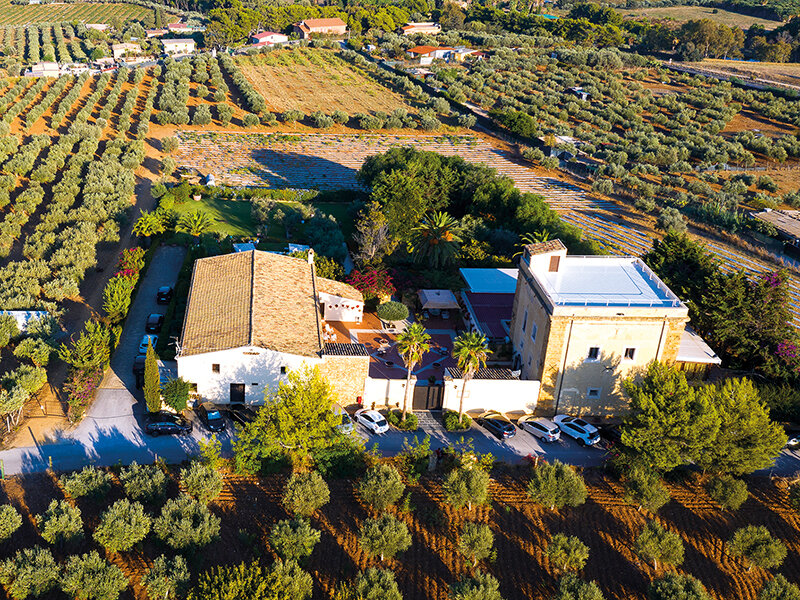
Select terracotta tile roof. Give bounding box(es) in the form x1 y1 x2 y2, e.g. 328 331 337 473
525 239 566 255
298 18 347 31
317 277 363 302
407 45 454 54
322 343 370 356
179 250 361 358
445 367 518 380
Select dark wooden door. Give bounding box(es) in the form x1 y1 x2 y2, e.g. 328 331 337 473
230 383 245 404
412 385 443 411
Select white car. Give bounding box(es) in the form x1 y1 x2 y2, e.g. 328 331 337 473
354 409 389 435
518 416 560 442
138 334 158 354
553 415 600 447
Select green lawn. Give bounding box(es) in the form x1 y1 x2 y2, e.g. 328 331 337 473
172 197 258 237
315 202 354 238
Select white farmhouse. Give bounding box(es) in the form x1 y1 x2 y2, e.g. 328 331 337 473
176 250 368 406
162 38 195 56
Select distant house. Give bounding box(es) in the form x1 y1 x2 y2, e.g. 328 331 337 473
111 42 140 60
293 18 347 39
399 22 441 36
176 250 368 405
167 22 190 33
86 23 110 32
27 62 60 77
162 38 195 56
568 86 590 101
452 47 481 61
93 57 116 70
146 28 168 38
406 45 454 65
250 31 289 46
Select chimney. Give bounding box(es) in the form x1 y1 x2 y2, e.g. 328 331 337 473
307 248 315 265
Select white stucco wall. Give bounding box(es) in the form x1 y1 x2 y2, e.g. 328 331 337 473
442 378 540 416
177 346 321 404
319 292 363 323
363 377 411 408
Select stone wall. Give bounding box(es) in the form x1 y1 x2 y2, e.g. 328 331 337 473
319 355 369 407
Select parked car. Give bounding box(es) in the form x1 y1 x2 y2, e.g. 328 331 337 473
785 429 800 451
518 415 560 442
335 405 355 434
354 409 389 434
132 355 146 389
145 412 192 436
156 286 173 304
226 404 258 427
145 313 164 333
600 424 624 446
476 411 516 440
553 415 601 447
196 402 226 433
138 334 158 354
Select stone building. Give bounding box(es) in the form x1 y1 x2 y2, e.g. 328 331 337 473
510 240 691 416
176 250 367 406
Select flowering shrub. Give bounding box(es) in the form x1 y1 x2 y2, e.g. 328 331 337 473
104 248 146 324
64 368 103 420
117 247 146 274
347 268 395 301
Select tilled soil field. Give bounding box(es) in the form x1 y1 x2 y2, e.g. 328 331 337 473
0 468 797 600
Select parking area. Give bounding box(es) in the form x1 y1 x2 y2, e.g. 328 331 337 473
357 412 608 468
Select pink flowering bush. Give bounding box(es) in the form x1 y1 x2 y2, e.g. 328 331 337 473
347 268 395 301
64 368 103 420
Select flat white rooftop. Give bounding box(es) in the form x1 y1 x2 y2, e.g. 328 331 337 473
537 257 684 308
460 268 518 294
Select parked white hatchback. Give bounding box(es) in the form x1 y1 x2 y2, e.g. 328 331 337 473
553 415 600 447
354 409 389 435
518 416 560 442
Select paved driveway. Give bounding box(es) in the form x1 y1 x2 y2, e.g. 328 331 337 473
0 245 240 475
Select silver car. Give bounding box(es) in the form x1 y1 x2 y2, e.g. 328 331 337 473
519 416 560 442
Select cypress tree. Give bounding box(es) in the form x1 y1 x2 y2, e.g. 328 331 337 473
144 341 161 413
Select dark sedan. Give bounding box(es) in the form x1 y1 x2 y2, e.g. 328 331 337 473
145 412 192 436
156 286 173 305
132 355 146 389
145 313 164 333
196 402 227 433
600 424 624 446
476 411 516 440
226 404 258 427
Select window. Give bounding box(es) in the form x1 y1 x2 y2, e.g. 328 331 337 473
586 347 600 361
549 255 560 272
530 322 538 343
527 355 532 366
251 383 259 386
211 364 220 373
521 309 528 333
280 366 287 374
189 383 197 392
624 347 636 361
587 388 601 399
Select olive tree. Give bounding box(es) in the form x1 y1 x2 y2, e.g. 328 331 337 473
623 468 670 514
61 551 128 600
759 575 800 600
335 568 402 600
527 461 587 510
180 461 223 504
633 521 684 569
269 518 321 562
0 546 60 599
707 475 748 511
728 526 787 571
0 505 22 541
59 466 112 499
555 574 605 600
37 500 83 545
358 514 412 562
283 471 330 517
119 462 167 503
153 495 220 551
547 534 589 574
141 555 190 600
93 499 151 553
449 571 505 600
357 464 405 513
443 468 490 510
648 574 710 600
458 522 494 567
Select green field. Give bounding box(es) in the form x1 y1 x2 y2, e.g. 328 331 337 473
0 0 152 26
618 5 782 28
173 197 258 237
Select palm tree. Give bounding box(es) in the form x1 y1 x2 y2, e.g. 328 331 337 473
452 331 491 419
132 210 165 244
177 210 215 238
395 323 431 419
409 211 462 268
513 230 551 257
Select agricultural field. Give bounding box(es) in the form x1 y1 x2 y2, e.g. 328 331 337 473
680 58 800 89
0 466 798 600
0 0 151 27
617 5 782 29
239 48 419 116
